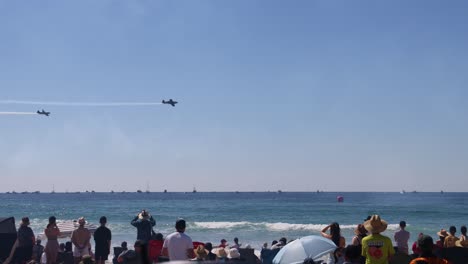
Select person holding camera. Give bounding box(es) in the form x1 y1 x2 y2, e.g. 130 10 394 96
131 210 156 243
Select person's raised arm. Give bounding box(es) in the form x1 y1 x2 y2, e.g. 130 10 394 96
131 216 139 227
321 225 332 239
149 216 156 227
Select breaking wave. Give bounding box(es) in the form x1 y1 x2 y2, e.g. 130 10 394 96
192 221 401 232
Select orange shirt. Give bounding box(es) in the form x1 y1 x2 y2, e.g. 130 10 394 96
410 257 450 264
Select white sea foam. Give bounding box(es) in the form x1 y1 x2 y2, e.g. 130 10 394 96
193 221 401 232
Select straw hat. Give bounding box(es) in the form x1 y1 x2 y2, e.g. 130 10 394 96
228 248 240 259
364 215 388 234
437 229 448 238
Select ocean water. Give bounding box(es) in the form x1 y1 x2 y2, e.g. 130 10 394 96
1 192 467 250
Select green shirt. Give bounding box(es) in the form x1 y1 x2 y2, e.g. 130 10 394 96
361 234 395 264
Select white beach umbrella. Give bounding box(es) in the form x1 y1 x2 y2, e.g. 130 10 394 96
272 235 337 264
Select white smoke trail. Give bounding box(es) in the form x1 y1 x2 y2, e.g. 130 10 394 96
0 100 163 106
0 111 37 115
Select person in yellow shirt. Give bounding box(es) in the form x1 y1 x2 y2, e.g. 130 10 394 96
361 215 394 264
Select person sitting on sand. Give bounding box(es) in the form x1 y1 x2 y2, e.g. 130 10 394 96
409 235 450 264
32 238 44 261
71 217 91 264
131 210 156 244
191 245 209 261
232 237 241 249
443 226 458 248
204 242 216 261
394 221 410 255
361 215 394 264
271 237 287 249
218 239 228 248
118 240 147 264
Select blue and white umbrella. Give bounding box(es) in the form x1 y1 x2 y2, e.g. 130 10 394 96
273 235 337 264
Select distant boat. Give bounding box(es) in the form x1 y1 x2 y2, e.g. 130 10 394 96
91 190 95 193
441 190 444 194
34 191 40 194
235 191 240 194
12 191 17 194
400 190 406 194
278 190 282 193
192 187 197 193
21 191 29 194
110 190 114 194
137 190 142 193
145 182 150 193
51 185 55 194
412 190 418 194
164 189 167 193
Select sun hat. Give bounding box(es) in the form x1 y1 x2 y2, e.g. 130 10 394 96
216 247 227 258
228 248 240 259
363 215 388 234
194 245 209 259
354 224 367 236
437 229 449 238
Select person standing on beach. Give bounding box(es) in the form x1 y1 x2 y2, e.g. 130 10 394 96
162 219 194 261
409 235 450 264
443 226 458 248
44 216 61 264
361 215 394 264
131 210 156 243
13 217 35 264
71 217 91 264
394 221 410 254
321 222 346 263
93 216 112 264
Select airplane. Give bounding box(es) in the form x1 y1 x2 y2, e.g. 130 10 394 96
162 99 178 107
37 109 50 116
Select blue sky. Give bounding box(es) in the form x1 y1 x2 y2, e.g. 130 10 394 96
1 0 467 192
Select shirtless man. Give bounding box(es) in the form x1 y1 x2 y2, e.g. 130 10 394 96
71 217 91 264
